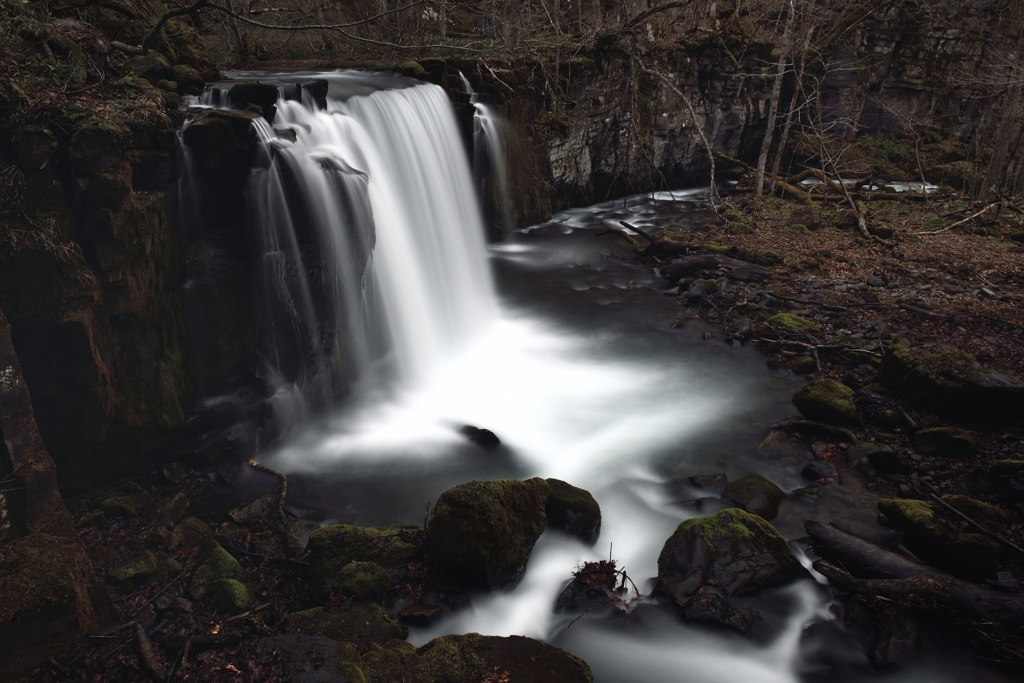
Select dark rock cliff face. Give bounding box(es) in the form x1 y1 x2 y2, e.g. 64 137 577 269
0 108 192 490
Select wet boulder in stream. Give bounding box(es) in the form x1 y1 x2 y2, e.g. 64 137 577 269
656 508 808 635
545 478 601 545
722 474 787 520
792 380 860 425
428 478 548 589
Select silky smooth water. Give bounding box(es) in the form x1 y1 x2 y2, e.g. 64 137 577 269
196 73 999 682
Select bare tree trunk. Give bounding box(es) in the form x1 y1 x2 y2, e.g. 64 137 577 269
754 0 795 195
639 59 719 208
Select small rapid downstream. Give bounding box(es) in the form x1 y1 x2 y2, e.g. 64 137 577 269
189 72 999 682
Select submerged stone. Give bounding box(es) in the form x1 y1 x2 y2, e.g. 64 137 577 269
428 478 548 589
545 478 601 545
723 474 787 520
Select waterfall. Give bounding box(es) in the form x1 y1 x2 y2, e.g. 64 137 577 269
186 73 497 420
459 73 514 236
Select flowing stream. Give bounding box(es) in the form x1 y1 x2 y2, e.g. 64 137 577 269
192 72 997 682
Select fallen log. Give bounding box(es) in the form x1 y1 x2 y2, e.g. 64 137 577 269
772 179 816 205
660 254 770 283
806 521 1024 629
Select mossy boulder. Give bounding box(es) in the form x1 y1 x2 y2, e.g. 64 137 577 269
722 474 787 520
335 561 391 601
169 516 211 551
357 633 592 683
940 495 1013 526
205 578 250 614
656 508 807 635
101 490 153 517
285 604 407 651
0 533 118 678
876 342 1024 424
914 427 979 457
188 545 245 598
544 479 601 545
254 634 365 682
68 119 128 173
428 478 549 589
167 64 204 92
878 498 1003 580
108 550 158 583
792 379 859 425
767 312 821 334
308 524 423 586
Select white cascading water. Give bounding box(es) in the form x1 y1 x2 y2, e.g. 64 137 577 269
189 75 496 418
187 74 971 682
460 72 514 235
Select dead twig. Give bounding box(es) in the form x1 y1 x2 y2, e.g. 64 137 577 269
926 491 1024 557
248 460 287 523
917 202 998 235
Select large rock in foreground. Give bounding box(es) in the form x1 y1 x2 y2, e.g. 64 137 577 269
361 633 593 683
545 478 601 545
876 342 1024 424
428 478 548 589
657 508 808 634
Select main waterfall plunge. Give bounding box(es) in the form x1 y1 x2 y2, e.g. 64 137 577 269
182 74 972 682
190 73 496 419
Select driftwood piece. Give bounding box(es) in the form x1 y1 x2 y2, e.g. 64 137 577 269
248 460 288 523
768 419 859 444
773 180 816 205
807 522 1024 628
133 623 166 683
660 254 770 283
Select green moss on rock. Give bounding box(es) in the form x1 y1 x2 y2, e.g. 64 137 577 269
914 427 979 457
722 474 787 520
285 604 407 651
545 478 601 545
878 498 1003 579
188 545 245 598
793 379 859 425
335 561 391 601
428 478 549 589
657 508 806 633
108 550 158 583
941 495 1013 526
362 633 592 683
205 578 249 614
876 342 1024 424
308 524 423 585
767 312 821 334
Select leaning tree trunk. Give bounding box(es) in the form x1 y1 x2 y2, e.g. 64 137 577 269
755 0 796 196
